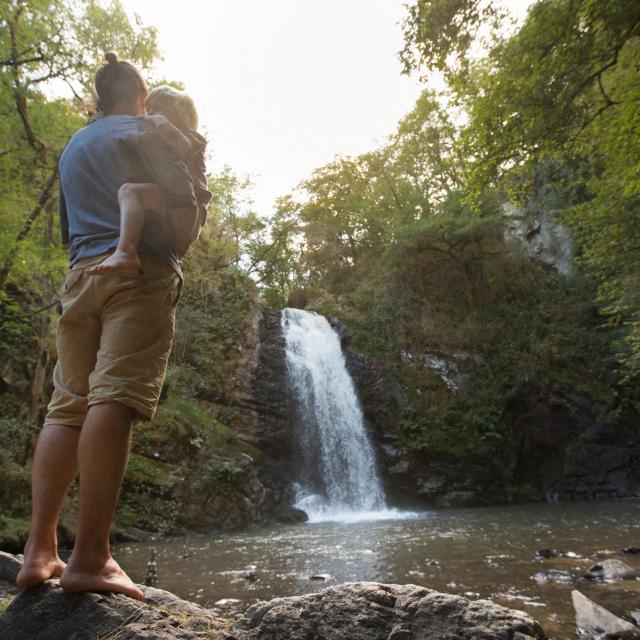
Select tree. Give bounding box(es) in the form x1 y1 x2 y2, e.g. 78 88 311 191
401 0 640 375
207 166 265 272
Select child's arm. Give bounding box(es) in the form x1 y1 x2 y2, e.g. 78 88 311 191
145 114 193 160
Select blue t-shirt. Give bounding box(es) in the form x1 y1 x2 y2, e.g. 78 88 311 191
59 115 197 277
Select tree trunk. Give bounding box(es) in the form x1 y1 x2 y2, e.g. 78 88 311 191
25 201 56 426
0 162 58 292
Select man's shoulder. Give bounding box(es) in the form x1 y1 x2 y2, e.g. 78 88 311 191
62 116 158 167
70 115 154 143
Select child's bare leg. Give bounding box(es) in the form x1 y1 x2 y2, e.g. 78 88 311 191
86 183 165 276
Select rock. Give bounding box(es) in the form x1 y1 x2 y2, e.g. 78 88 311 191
232 581 547 639
535 549 582 560
532 570 573 584
381 443 400 458
0 552 549 640
0 579 231 640
585 559 640 581
572 590 640 639
0 551 22 582
623 547 640 555
239 308 294 458
274 505 309 524
502 202 573 276
211 597 245 616
389 460 411 475
535 548 564 559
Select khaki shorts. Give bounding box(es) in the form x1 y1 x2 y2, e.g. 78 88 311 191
45 253 181 426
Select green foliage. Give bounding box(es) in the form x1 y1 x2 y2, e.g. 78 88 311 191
116 392 261 533
255 16 636 458
171 253 257 405
399 0 506 80
207 166 266 272
400 0 640 373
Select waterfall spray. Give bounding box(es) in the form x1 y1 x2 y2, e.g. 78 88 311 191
282 308 393 522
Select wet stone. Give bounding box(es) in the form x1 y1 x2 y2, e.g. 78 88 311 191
585 559 640 581
572 590 640 639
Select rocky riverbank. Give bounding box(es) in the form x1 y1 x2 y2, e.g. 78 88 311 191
0 552 548 640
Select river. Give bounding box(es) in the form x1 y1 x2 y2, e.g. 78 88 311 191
114 499 640 640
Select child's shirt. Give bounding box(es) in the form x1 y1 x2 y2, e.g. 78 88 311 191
182 130 213 222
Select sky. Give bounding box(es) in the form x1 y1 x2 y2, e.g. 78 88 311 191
122 0 533 216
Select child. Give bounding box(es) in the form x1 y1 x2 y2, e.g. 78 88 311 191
87 85 212 276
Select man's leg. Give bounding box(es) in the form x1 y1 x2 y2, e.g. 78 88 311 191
16 424 80 589
60 401 144 600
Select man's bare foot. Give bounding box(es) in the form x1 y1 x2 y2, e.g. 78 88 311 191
60 556 144 601
85 250 141 276
16 552 66 589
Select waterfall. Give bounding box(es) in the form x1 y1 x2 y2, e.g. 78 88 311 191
282 308 395 523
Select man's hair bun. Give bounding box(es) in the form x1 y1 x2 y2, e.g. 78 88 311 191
94 52 146 114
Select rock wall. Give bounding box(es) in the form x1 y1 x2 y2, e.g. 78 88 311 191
172 452 272 531
233 308 292 454
229 306 640 514
340 335 640 507
230 306 298 516
503 202 574 276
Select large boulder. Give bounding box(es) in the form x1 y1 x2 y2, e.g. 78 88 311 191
0 551 22 582
232 582 547 640
585 559 640 581
0 580 231 640
572 590 640 639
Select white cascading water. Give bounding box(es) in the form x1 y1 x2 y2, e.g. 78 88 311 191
282 308 408 523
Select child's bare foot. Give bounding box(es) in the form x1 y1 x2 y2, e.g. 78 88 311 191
85 250 141 276
60 556 144 601
16 548 66 589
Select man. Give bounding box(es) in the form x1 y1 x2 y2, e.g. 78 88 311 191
16 53 197 601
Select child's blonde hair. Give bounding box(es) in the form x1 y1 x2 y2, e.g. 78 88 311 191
146 85 198 131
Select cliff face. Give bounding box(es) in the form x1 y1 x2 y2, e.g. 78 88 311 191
231 307 640 513
339 332 640 507
233 308 292 456
230 307 299 515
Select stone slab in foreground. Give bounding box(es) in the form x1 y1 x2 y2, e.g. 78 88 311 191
0 580 232 640
231 582 546 640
